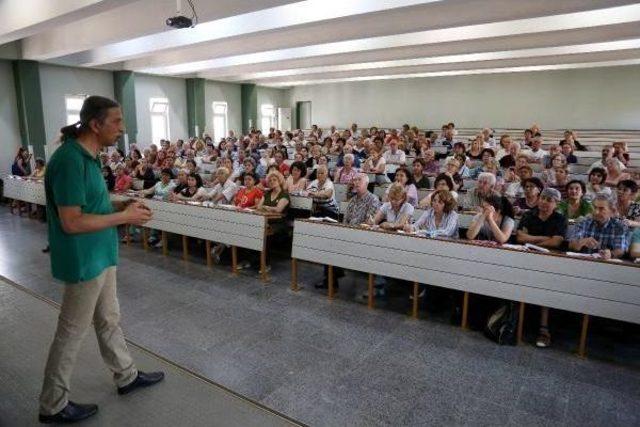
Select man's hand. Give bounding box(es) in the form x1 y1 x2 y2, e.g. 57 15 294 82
580 237 600 250
123 202 152 226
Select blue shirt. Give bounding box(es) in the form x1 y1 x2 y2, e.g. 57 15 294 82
570 217 629 253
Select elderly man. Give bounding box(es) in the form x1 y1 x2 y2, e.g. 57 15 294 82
569 194 628 259
314 173 380 291
463 172 497 210
343 173 381 225
589 146 626 172
516 187 567 349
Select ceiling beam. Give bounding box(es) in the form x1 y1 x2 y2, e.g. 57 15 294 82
132 2 640 76
20 0 301 60
201 23 640 81
0 0 134 45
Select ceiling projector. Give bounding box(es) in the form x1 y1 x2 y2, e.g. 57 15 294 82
166 15 193 29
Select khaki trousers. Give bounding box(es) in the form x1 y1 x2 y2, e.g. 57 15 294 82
39 266 138 415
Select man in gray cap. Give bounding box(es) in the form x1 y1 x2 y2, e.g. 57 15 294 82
516 187 567 349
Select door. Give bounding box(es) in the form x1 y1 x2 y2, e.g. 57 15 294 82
297 101 312 130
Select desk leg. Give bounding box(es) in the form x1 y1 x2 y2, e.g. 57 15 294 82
142 228 149 251
328 265 334 300
367 274 374 309
260 250 268 283
578 314 590 358
182 236 188 261
291 258 298 291
231 246 238 275
412 282 419 319
161 231 168 256
205 241 212 268
461 292 470 329
517 302 526 345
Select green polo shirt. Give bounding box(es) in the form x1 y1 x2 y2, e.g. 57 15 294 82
45 139 118 283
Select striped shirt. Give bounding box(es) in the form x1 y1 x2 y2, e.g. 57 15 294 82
412 209 459 238
569 217 629 252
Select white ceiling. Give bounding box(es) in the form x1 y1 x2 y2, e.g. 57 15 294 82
3 0 640 87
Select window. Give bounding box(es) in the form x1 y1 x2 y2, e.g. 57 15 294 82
212 101 228 142
261 104 275 133
65 95 86 125
150 98 170 143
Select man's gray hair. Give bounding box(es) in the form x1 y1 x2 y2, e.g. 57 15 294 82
593 193 614 208
344 153 355 163
356 172 370 185
478 172 497 186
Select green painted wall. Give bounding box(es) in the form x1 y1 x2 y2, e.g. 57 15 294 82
12 60 46 158
186 78 205 137
113 70 138 149
241 83 257 134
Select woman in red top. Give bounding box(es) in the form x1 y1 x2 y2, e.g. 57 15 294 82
235 173 263 208
113 165 132 192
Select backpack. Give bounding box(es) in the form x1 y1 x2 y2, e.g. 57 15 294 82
484 302 518 345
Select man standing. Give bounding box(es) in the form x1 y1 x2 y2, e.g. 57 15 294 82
39 96 164 424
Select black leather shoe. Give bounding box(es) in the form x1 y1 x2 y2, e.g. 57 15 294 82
39 401 98 424
42 246 50 253
117 371 165 395
313 278 339 290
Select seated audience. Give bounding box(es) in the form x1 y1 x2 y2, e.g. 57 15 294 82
139 168 175 200
419 173 459 207
113 165 132 192
373 183 414 230
31 158 46 178
584 167 612 202
343 173 380 225
257 171 290 214
385 167 418 206
630 228 640 259
411 158 431 189
235 172 263 209
102 166 116 191
615 180 640 227
207 167 238 205
464 172 498 210
522 136 547 162
516 188 567 348
559 141 577 164
307 165 339 218
550 167 570 199
172 169 189 194
557 180 593 220
604 157 630 187
589 146 625 172
133 158 157 189
421 149 440 176
407 190 459 237
285 161 308 193
467 194 515 244
172 172 208 201
334 153 358 185
569 194 628 259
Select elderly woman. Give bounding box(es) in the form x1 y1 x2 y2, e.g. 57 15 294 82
307 155 329 181
499 141 520 169
133 158 157 189
113 165 132 192
514 177 544 215
615 180 640 227
385 166 418 206
467 194 515 244
443 156 464 190
334 153 359 185
172 172 208 201
464 172 497 210
362 148 387 181
406 190 459 238
373 183 414 230
285 161 308 193
557 180 593 220
207 167 238 205
306 164 339 218
257 171 290 214
584 167 612 202
172 169 189 194
541 153 568 184
494 135 512 162
604 157 631 187
422 149 440 176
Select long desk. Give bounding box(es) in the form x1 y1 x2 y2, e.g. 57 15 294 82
3 176 277 281
4 176 46 206
290 219 640 356
111 194 281 281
